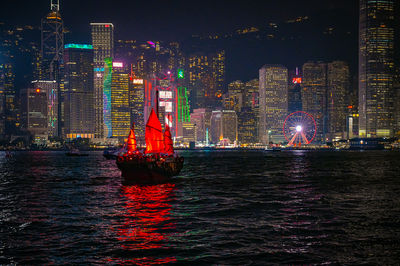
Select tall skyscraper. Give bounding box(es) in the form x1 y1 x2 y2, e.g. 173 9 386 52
191 108 211 143
91 23 114 138
359 0 395 138
41 0 64 80
63 44 95 140
222 110 238 144
188 51 225 109
0 63 16 135
41 0 64 137
238 107 258 145
31 80 58 138
327 61 350 140
111 61 130 140
288 68 302 114
210 110 222 144
224 80 244 112
129 77 145 146
20 81 58 143
302 62 327 142
259 65 288 144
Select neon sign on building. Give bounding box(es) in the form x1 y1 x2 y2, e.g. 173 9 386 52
113 62 123 68
292 77 302 84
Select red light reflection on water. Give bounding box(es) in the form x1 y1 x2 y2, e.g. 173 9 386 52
111 183 177 264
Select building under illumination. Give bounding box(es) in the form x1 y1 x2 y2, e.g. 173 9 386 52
210 109 238 145
190 108 212 143
63 44 95 140
129 77 145 146
111 61 130 140
302 62 327 142
20 81 58 143
259 65 288 144
327 61 349 141
188 51 225 109
91 22 114 138
359 0 395 138
288 68 302 113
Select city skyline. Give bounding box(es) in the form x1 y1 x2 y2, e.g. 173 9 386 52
0 0 361 83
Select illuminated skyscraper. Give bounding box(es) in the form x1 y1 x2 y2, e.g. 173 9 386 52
20 81 58 143
288 68 302 113
210 110 222 144
111 61 130 140
259 65 288 144
243 79 259 110
327 61 349 140
222 110 238 144
191 108 211 143
41 0 64 80
63 44 94 140
238 107 258 145
188 51 225 109
0 63 16 135
359 0 395 137
224 80 244 112
129 77 145 146
302 62 327 142
91 22 114 138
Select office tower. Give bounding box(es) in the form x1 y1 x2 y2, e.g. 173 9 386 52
210 109 237 144
288 68 302 113
144 71 179 136
222 110 238 144
63 44 94 140
327 61 350 140
238 107 258 145
91 22 114 138
129 77 145 146
0 78 3 137
41 0 64 80
243 79 259 110
359 0 395 137
302 62 327 142
191 108 212 143
0 63 16 135
20 81 57 143
41 0 64 137
111 61 130 140
31 80 58 138
210 110 222 144
224 80 244 112
259 65 288 144
182 122 196 144
188 51 225 109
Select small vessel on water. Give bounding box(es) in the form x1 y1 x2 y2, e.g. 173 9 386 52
65 148 89 157
116 108 184 183
264 146 281 152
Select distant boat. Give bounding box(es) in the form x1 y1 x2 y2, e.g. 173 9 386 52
264 146 281 152
116 109 184 183
66 148 89 157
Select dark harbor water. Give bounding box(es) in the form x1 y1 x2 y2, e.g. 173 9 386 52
1 150 400 264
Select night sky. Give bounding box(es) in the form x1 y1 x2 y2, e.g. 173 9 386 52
1 0 359 82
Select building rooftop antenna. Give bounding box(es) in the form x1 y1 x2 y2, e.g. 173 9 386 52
51 0 60 12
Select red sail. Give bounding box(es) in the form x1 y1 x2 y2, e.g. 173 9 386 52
163 124 174 155
127 123 137 152
145 109 164 154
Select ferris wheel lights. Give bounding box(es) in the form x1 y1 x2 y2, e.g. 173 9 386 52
296 125 302 132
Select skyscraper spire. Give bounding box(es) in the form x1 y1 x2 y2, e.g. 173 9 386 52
51 0 60 12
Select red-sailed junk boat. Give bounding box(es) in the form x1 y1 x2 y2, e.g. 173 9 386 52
116 108 184 183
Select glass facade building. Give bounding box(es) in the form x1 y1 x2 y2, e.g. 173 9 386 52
359 0 395 137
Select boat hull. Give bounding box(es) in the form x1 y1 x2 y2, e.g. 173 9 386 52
116 156 184 184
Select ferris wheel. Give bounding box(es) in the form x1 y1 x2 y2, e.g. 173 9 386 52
283 111 317 146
